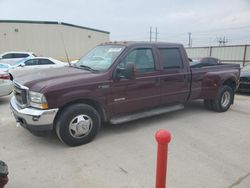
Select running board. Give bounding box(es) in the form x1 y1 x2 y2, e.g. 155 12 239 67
110 104 184 124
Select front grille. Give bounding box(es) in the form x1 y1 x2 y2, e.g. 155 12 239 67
240 77 250 82
13 82 29 107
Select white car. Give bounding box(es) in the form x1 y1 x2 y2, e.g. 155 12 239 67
0 52 37 66
0 70 12 97
9 57 67 79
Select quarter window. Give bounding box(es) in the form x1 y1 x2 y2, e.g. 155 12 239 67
159 48 183 69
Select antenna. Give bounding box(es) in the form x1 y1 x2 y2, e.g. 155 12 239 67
149 26 158 42
60 32 71 66
149 26 152 42
155 27 158 42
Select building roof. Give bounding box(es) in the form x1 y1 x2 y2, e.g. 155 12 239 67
0 20 110 34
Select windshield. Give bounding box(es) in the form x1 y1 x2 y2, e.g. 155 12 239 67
75 45 125 71
13 58 30 67
242 64 250 71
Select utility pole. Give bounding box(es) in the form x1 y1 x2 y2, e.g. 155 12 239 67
155 27 158 42
149 26 152 42
188 32 192 47
149 27 159 42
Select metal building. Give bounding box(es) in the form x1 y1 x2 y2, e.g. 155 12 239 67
0 20 110 61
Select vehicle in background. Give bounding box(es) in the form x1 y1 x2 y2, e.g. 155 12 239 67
8 57 67 80
238 63 250 92
10 42 240 146
190 57 221 68
0 70 12 97
0 52 36 66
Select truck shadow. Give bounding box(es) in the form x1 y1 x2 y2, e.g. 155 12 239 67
236 92 250 96
0 95 12 105
98 100 211 138
18 100 215 147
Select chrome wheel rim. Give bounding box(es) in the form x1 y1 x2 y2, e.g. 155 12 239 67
69 114 93 139
221 91 231 108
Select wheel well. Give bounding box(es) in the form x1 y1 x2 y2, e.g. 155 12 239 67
223 79 236 91
54 99 107 126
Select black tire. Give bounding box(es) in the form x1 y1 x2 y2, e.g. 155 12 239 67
55 104 101 146
212 85 234 112
204 99 214 110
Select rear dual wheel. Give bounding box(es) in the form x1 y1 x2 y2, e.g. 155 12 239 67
204 85 234 112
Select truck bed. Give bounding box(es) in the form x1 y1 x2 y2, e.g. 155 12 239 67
189 63 240 100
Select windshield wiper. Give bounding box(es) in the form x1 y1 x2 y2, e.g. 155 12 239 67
79 65 99 72
71 64 98 72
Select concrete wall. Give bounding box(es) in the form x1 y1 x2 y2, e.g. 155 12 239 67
186 45 250 66
0 21 110 61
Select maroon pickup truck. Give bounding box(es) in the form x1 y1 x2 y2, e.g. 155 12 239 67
10 42 240 146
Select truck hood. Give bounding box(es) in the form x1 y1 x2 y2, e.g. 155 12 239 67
15 66 101 92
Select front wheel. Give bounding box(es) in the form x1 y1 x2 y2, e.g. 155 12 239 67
55 104 101 146
212 85 234 112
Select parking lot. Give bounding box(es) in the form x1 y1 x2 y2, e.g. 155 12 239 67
0 94 250 188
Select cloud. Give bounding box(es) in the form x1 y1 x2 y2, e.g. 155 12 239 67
0 0 249 46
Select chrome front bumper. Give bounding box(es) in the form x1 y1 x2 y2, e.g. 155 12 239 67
10 96 58 131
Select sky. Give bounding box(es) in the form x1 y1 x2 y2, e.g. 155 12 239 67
0 0 250 47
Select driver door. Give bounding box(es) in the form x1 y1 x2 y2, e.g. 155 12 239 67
108 47 161 117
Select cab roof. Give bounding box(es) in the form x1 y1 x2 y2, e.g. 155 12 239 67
99 41 183 48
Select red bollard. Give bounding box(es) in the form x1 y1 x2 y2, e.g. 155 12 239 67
155 130 172 188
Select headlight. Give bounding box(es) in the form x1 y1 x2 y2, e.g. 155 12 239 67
29 91 48 109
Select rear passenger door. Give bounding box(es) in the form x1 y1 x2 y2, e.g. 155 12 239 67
158 47 190 105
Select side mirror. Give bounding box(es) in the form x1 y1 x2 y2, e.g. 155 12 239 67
114 62 136 80
19 63 25 67
123 62 136 80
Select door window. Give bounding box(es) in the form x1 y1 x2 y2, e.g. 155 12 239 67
158 48 183 69
121 48 155 74
24 59 39 66
38 59 54 65
208 58 218 65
